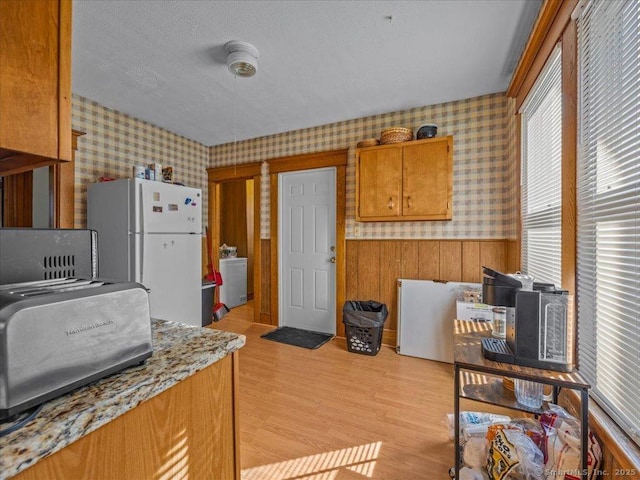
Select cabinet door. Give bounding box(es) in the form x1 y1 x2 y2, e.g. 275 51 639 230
357 147 402 220
402 138 452 220
0 0 72 172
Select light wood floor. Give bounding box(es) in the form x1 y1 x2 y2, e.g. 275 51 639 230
211 301 468 479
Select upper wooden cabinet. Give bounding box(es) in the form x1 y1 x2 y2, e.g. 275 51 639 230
0 0 72 176
356 136 453 221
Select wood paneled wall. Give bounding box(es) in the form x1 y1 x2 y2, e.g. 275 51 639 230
220 180 248 258
1 171 33 227
259 238 508 343
345 239 507 344
505 239 520 273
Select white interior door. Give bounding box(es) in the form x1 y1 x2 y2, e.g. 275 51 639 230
279 168 336 334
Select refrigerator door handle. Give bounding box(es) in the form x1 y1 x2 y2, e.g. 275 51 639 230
139 183 145 234
139 235 144 284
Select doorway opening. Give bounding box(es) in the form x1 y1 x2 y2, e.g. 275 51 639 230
219 178 255 301
207 162 262 324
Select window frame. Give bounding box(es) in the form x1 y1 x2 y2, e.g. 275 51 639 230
508 0 578 297
520 44 564 287
507 0 640 469
575 0 640 445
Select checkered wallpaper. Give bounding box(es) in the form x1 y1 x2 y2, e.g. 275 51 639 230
210 92 515 239
71 92 516 240
71 95 210 228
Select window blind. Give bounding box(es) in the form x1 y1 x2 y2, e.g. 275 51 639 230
577 0 640 445
520 45 563 286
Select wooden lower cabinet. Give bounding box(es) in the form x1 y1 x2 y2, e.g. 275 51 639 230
13 353 241 480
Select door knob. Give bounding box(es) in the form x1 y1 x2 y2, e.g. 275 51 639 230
330 257 336 263
330 245 336 252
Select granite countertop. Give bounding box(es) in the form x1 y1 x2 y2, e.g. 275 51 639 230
0 320 245 480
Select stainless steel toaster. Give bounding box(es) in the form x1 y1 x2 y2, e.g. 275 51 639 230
0 278 153 420
0 228 99 284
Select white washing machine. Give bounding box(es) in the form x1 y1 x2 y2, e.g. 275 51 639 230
219 257 247 308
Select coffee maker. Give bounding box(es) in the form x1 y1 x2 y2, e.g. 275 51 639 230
481 267 574 372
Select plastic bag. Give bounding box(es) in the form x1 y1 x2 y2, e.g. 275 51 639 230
487 427 545 479
509 418 548 460
539 405 602 480
446 411 512 440
464 437 489 469
460 466 490 480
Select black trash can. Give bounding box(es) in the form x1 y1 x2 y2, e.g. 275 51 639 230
201 280 215 327
342 300 388 355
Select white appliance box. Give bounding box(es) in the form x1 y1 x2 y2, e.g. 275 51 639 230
397 279 481 363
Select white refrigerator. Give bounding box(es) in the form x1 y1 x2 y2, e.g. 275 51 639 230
87 178 202 326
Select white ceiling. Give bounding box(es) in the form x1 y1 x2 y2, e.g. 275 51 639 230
72 0 541 147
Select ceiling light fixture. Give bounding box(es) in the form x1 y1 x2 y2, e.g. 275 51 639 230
224 40 260 170
224 40 259 77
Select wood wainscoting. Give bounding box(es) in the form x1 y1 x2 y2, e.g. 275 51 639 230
259 238 511 344
345 239 509 345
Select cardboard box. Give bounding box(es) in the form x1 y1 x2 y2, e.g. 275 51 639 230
456 301 493 322
147 163 162 181
162 166 173 183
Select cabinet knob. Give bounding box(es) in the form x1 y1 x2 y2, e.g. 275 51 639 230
388 197 394 209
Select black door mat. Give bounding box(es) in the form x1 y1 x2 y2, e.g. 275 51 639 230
260 326 334 349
